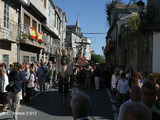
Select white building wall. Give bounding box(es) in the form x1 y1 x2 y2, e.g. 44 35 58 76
152 32 160 73
84 38 91 60
30 0 47 17
47 0 55 31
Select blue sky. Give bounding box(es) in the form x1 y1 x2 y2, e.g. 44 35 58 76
53 0 147 56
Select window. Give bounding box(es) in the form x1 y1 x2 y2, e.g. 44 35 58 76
59 22 61 33
32 20 37 30
4 2 9 28
54 14 56 27
24 14 30 28
31 57 35 63
44 0 46 8
3 54 9 68
57 17 58 30
23 56 29 63
38 24 41 32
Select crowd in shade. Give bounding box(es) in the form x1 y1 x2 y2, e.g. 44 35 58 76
73 63 160 120
1 61 160 120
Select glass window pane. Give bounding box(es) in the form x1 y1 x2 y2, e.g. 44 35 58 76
7 22 9 28
4 10 6 15
3 55 9 68
4 3 6 9
23 56 29 63
31 57 35 63
7 4 9 10
7 11 9 16
4 16 6 21
7 17 9 22
4 21 6 27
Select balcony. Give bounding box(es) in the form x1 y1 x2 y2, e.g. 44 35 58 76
21 25 47 49
42 45 51 54
17 0 30 6
0 18 18 43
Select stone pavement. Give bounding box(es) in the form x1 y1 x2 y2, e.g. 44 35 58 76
0 85 119 120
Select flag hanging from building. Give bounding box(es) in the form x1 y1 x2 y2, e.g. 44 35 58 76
38 32 42 42
30 27 36 40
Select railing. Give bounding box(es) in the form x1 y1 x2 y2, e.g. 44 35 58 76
0 18 18 41
21 24 47 48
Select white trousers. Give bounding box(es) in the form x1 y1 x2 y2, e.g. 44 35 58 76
94 77 100 90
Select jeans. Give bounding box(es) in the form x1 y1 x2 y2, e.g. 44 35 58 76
38 76 46 92
119 93 127 105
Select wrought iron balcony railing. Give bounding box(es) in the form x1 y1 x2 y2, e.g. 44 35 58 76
21 24 47 48
0 18 18 42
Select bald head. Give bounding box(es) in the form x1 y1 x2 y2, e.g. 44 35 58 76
129 85 141 102
70 91 91 119
121 102 151 120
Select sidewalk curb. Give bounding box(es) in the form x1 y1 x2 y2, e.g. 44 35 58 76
106 88 119 120
32 91 41 99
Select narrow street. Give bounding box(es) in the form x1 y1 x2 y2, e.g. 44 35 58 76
0 85 119 120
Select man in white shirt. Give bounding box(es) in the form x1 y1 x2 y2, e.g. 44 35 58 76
118 85 141 120
117 73 129 105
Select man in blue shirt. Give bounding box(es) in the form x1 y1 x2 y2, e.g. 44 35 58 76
9 62 26 120
37 63 47 94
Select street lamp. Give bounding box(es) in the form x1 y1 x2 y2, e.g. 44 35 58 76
137 0 145 14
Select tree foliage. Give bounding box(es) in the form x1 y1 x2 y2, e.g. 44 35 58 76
105 3 112 26
125 14 140 34
125 14 147 34
105 0 122 26
91 53 105 64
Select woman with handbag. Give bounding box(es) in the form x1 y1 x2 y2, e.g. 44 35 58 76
0 67 9 112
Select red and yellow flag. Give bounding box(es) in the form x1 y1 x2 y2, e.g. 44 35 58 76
38 32 42 42
30 27 36 40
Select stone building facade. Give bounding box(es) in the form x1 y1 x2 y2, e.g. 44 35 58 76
20 2 46 63
105 2 139 65
0 0 67 66
105 0 160 74
0 0 18 67
118 26 153 74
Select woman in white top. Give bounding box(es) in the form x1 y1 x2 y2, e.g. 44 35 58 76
26 69 34 105
0 67 9 112
111 71 118 99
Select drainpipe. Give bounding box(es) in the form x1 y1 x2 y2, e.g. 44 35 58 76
17 4 21 62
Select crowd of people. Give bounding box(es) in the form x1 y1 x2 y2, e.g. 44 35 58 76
1 61 160 120
0 61 56 120
72 63 160 120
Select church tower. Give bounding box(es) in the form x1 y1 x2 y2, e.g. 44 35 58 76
76 18 81 35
